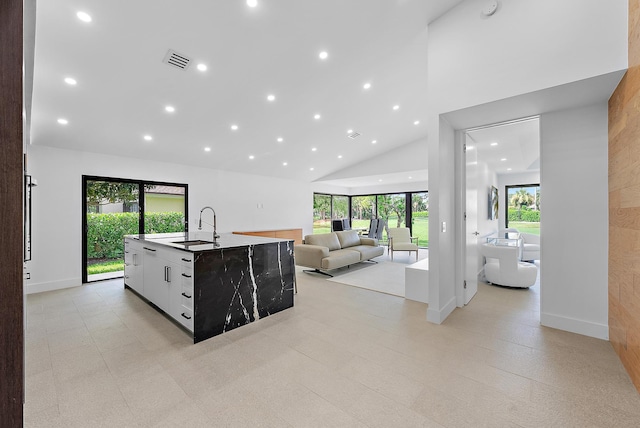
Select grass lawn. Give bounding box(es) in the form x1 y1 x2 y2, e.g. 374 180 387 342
509 221 540 235
88 259 124 275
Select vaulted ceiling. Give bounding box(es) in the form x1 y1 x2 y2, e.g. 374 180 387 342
30 0 470 185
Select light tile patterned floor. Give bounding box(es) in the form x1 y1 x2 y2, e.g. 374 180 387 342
24 262 640 427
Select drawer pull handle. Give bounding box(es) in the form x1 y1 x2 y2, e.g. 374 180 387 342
181 258 191 262
181 292 192 299
181 273 191 278
143 247 156 252
181 313 192 320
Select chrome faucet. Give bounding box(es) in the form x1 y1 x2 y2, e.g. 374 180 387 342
198 206 220 242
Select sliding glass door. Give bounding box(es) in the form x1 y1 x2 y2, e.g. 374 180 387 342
82 176 188 283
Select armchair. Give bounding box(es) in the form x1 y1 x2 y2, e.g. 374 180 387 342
481 243 537 288
388 227 418 261
499 228 540 262
365 219 378 238
520 233 540 261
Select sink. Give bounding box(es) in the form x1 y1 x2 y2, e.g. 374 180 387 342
171 240 214 246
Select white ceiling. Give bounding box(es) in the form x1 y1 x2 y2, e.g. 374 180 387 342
30 0 467 186
466 117 540 176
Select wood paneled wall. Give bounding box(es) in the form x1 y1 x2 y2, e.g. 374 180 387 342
0 0 25 424
609 0 640 394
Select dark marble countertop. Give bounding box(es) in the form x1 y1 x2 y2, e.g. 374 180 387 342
124 232 292 252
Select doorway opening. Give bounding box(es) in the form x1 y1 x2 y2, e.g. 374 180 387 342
457 116 541 307
82 176 188 283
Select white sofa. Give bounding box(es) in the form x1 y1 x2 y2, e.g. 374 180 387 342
294 230 384 276
481 242 537 288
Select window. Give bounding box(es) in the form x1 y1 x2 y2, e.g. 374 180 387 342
313 191 428 246
313 194 332 234
506 184 540 235
410 192 429 247
332 196 349 220
351 196 376 231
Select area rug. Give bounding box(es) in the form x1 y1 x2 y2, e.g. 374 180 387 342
326 259 406 297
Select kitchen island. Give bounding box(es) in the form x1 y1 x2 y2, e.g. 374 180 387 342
123 232 295 343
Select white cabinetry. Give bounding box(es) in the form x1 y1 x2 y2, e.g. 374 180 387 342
124 239 143 294
168 253 194 331
127 238 194 333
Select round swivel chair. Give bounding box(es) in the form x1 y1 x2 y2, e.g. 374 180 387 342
481 243 537 288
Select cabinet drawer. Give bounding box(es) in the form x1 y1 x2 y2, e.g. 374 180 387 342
177 307 193 331
180 267 193 282
181 284 193 310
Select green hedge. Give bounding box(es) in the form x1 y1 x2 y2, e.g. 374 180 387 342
412 211 429 218
87 212 185 259
507 208 540 222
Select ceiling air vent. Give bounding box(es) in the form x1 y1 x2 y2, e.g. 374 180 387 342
347 132 361 139
163 49 191 70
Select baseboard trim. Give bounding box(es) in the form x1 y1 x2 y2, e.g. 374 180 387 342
426 296 457 324
26 277 82 294
541 312 609 340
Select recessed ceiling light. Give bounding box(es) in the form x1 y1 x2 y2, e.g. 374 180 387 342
408 176 413 179
467 146 474 150
347 129 353 134
311 147 317 152
363 82 371 90
76 11 92 22
249 155 255 160
197 63 207 72
57 118 68 125
319 51 328 60
267 94 275 102
490 142 498 146
283 162 288 166
393 105 400 111
204 147 211 152
165 105 175 113
371 140 377 144
338 155 343 159
277 137 283 142
247 0 258 7
500 158 507 161
414 120 420 125
231 124 239 131
507 168 512 171
314 114 321 120
64 77 77 85
378 179 383 182
310 167 314 171
143 135 152 141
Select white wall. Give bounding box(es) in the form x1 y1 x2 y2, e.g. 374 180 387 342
316 138 428 182
26 145 312 293
427 117 457 323
478 162 499 238
539 103 609 339
426 0 626 327
497 171 540 231
428 0 627 114
344 181 428 196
